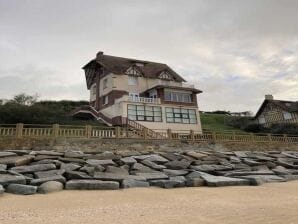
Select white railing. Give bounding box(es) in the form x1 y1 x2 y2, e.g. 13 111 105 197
128 96 160 104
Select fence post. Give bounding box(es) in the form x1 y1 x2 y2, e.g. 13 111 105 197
267 133 272 142
167 129 172 139
115 126 121 139
143 128 148 139
232 131 236 141
250 133 255 142
190 130 194 141
212 131 216 141
16 123 23 138
52 124 59 138
283 134 288 143
85 125 92 138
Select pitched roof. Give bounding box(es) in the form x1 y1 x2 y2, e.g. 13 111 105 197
82 53 186 82
255 99 298 118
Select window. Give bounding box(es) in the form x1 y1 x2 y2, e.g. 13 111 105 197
164 91 192 103
103 79 108 89
127 105 162 122
283 112 292 120
128 76 138 86
258 116 266 124
103 95 108 105
90 84 96 101
166 108 197 124
159 71 173 80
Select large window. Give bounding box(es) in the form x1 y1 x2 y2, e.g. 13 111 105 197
128 105 162 122
166 108 197 124
164 91 192 103
128 76 138 85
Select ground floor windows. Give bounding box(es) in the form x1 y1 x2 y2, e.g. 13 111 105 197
165 108 197 124
127 105 162 122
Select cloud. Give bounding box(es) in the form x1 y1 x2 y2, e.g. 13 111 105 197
0 0 297 113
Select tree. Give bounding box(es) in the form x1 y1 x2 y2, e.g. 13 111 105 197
12 93 38 106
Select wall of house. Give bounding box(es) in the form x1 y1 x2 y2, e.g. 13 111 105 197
119 101 202 133
257 102 298 126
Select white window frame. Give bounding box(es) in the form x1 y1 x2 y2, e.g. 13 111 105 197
258 116 266 124
283 111 292 120
103 95 108 105
128 76 138 86
103 78 108 89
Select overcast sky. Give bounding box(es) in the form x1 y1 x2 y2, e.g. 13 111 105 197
0 0 297 113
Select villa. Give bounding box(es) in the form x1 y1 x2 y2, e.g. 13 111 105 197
72 52 203 134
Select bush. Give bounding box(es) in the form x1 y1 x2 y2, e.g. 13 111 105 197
226 116 252 129
270 124 298 135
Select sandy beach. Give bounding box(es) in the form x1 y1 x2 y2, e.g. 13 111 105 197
0 181 297 224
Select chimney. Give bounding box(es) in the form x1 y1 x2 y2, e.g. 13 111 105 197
96 51 104 58
265 94 274 100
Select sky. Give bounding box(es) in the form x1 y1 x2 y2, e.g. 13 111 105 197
0 0 297 113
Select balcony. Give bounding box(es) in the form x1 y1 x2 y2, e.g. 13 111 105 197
149 80 195 90
115 95 161 104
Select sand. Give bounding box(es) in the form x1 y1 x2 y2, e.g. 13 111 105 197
0 181 298 224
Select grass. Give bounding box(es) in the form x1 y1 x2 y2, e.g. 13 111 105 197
200 113 247 133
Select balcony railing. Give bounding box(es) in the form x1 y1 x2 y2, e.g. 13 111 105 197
128 96 160 104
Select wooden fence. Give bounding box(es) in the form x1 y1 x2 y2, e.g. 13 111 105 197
0 123 298 144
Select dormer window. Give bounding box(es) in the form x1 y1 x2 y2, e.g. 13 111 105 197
125 66 142 76
135 62 144 67
159 71 173 80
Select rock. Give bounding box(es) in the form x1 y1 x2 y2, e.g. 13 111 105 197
6 184 37 195
164 160 191 169
0 155 34 166
234 151 248 158
65 180 119 190
191 164 234 173
117 151 141 157
121 179 150 188
186 177 205 187
145 155 168 164
141 160 166 170
0 152 17 158
86 159 115 167
0 174 26 186
186 171 202 179
10 164 56 174
34 155 60 161
163 169 189 177
6 150 31 156
80 166 95 176
150 179 185 188
0 164 7 171
199 172 250 187
31 159 62 166
185 151 207 159
277 158 298 169
272 166 292 175
94 172 146 182
91 151 120 160
223 170 275 177
131 163 156 173
236 175 285 185
0 184 4 195
38 181 64 194
64 150 86 158
30 175 66 185
120 157 137 165
243 158 262 166
105 166 129 175
132 154 154 161
32 151 64 156
60 163 81 171
65 171 92 179
135 172 168 180
159 153 183 161
35 169 65 178
59 157 85 164
229 156 241 163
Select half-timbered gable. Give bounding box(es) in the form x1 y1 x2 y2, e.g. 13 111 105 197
255 95 298 127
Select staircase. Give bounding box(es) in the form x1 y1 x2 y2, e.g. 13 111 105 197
119 117 166 139
71 105 166 139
